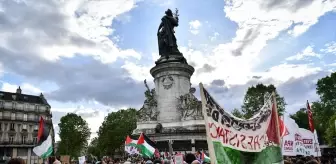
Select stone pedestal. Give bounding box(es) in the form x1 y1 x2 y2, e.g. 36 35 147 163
133 54 207 152
150 62 194 122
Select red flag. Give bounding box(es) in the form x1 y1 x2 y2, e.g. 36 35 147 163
266 102 281 145
37 116 49 143
306 100 315 132
137 133 145 144
125 136 132 144
279 116 289 137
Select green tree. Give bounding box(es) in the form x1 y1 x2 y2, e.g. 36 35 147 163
316 72 336 106
97 108 137 156
58 113 91 157
310 101 333 144
325 114 336 146
241 84 286 119
290 108 309 130
314 72 336 145
88 137 100 158
231 108 243 118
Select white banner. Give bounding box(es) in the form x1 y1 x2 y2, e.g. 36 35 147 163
204 91 274 152
281 116 321 157
78 156 85 164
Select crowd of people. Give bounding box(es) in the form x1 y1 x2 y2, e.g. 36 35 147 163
284 155 336 164
99 152 209 164
3 154 336 164
3 157 62 164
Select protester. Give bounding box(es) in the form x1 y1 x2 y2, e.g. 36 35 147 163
7 158 25 164
48 157 56 164
53 156 62 164
153 159 161 164
184 154 196 164
123 158 131 164
191 160 200 164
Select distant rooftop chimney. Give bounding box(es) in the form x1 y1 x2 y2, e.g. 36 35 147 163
40 93 44 98
16 86 22 94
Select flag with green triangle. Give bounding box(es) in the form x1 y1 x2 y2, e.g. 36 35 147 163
33 117 53 159
200 84 283 164
136 133 156 158
125 135 139 154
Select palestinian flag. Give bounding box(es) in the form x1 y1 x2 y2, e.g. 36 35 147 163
200 85 283 164
125 135 138 147
201 152 211 163
33 117 53 159
137 133 156 157
125 135 139 155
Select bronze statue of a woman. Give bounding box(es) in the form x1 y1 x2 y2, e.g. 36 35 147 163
157 9 181 57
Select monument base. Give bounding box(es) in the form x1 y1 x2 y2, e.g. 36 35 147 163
133 120 208 152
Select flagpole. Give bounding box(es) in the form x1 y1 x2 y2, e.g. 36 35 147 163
307 100 319 158
199 83 216 164
280 114 284 149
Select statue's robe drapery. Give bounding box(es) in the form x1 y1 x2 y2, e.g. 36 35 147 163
158 15 179 56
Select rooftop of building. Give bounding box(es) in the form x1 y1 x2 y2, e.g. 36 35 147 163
0 86 50 107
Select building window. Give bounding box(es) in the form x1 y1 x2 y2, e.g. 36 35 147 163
0 123 2 131
34 115 39 121
34 125 38 131
23 114 27 121
35 105 39 111
22 124 27 130
0 111 2 117
11 113 15 120
22 135 27 144
10 123 15 130
33 137 37 144
0 101 3 108
25 103 29 110
12 102 16 109
29 104 34 110
9 135 14 144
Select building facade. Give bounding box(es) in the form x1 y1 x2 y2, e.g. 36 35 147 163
0 87 54 164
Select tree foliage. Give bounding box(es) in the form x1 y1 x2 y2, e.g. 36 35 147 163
314 72 336 145
231 108 243 118
316 72 336 106
241 84 286 119
97 108 137 155
58 113 91 157
290 108 309 130
325 114 336 146
87 137 101 158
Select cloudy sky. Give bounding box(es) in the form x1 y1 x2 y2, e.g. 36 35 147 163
0 0 335 141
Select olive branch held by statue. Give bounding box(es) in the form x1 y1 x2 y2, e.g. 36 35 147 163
174 8 179 22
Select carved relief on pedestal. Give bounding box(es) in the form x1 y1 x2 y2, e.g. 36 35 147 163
177 87 204 121
137 80 159 122
161 75 174 90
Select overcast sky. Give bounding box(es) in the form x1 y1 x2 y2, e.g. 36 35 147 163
0 0 335 141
